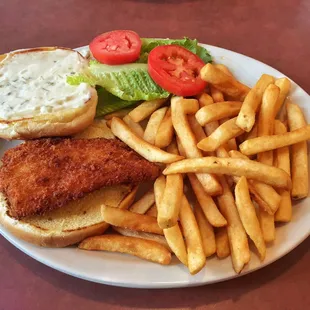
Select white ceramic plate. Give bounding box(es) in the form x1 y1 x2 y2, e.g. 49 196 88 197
0 44 309 289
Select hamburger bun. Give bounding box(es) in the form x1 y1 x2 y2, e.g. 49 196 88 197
0 47 98 140
0 120 138 247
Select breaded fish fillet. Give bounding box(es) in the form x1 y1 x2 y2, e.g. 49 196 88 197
0 138 160 218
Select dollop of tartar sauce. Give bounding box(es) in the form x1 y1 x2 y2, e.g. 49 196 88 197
0 49 92 120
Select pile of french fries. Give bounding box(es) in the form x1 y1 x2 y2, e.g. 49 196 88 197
79 63 309 275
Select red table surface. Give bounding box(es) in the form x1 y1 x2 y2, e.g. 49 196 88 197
0 1 309 309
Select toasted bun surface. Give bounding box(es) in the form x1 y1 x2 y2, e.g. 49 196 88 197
0 47 98 140
0 121 137 247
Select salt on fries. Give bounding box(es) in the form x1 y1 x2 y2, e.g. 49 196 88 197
79 60 309 276
111 117 183 163
79 235 171 265
163 157 291 189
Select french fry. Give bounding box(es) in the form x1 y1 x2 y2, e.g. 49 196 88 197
128 98 168 122
129 188 155 214
111 117 183 163
236 74 275 132
197 117 244 152
258 209 275 243
105 119 112 128
274 120 290 175
166 138 179 155
123 115 144 138
275 77 291 115
163 156 291 189
155 108 174 148
180 195 206 274
101 205 164 235
158 173 183 229
113 227 170 251
229 150 281 214
154 175 188 265
216 176 250 273
196 92 214 107
188 115 207 142
188 174 227 227
79 235 171 265
200 63 250 100
146 204 158 217
239 124 310 156
287 103 309 199
195 101 242 126
118 185 139 210
275 190 292 223
171 97 222 196
194 202 216 257
215 227 230 258
214 64 234 77
210 85 225 102
257 84 280 165
143 107 168 144
104 107 136 120
163 224 188 265
235 177 266 260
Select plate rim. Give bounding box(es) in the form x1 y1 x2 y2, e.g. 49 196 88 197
1 43 310 289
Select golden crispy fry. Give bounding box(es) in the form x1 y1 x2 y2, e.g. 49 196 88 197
163 224 188 266
239 124 310 156
171 97 221 196
196 92 214 107
210 85 225 102
188 115 207 142
163 157 291 189
258 210 275 242
123 115 144 138
166 138 179 155
154 175 188 265
144 107 168 144
79 235 171 265
113 227 170 251
275 190 292 222
146 204 157 217
188 174 227 227
194 202 216 257
128 98 168 122
180 195 206 275
195 101 242 126
129 188 155 214
201 64 250 100
216 176 250 273
257 84 280 165
214 64 234 77
154 108 174 148
101 205 163 235
197 117 244 152
159 174 183 229
215 227 230 258
104 107 136 120
235 177 266 260
287 103 309 199
229 150 281 214
274 121 290 175
275 77 291 116
236 74 275 132
111 117 183 163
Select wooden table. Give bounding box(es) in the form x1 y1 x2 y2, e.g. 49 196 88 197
0 1 309 309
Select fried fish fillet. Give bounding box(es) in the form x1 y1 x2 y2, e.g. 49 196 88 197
0 138 160 218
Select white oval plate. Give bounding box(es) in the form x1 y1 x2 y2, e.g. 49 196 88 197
0 44 309 289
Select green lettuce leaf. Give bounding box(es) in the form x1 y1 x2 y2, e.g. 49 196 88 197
137 37 212 63
95 87 138 117
67 61 169 101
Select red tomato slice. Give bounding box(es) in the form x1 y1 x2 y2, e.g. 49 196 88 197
148 45 207 96
90 30 142 65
